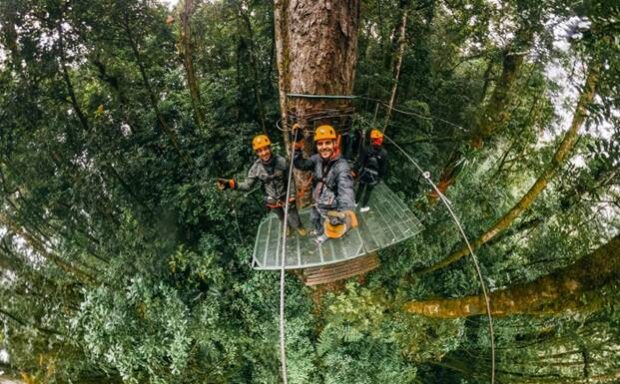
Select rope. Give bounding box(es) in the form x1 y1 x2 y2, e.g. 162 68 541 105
360 96 467 132
283 93 467 132
286 93 358 99
277 128 300 384
384 134 495 384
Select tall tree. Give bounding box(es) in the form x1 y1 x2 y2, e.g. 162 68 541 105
421 58 602 274
274 0 360 205
177 0 205 127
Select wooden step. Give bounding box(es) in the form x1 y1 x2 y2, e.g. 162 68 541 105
303 253 380 286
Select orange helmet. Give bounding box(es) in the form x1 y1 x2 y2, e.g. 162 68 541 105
370 129 384 139
314 125 337 141
252 134 271 151
370 129 384 146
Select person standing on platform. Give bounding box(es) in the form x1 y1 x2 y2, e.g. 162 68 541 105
217 134 306 237
353 129 388 212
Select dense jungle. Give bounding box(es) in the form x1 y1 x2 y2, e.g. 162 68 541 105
0 0 619 383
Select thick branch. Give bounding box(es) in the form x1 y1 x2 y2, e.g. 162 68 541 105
383 7 408 132
472 25 534 147
178 0 205 127
421 60 601 274
405 234 619 318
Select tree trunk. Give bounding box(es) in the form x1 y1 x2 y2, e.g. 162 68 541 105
431 28 534 200
237 2 267 132
57 24 150 214
383 8 408 132
178 0 204 127
471 49 528 148
274 0 360 205
122 15 193 167
405 234 619 318
420 60 601 274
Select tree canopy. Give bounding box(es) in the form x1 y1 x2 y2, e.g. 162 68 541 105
0 0 619 383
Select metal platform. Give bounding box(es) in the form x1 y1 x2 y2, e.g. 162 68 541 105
251 183 423 270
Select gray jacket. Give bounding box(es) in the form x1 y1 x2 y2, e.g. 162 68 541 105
237 155 293 203
294 152 355 211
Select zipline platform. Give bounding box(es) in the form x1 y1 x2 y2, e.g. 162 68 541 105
252 183 422 270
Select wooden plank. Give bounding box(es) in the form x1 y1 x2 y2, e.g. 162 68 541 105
303 262 378 285
303 254 380 286
304 255 371 274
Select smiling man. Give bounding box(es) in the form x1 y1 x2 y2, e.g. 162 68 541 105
217 134 306 237
293 125 356 245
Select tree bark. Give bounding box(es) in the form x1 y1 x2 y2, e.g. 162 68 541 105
405 234 619 318
420 60 601 274
274 0 360 205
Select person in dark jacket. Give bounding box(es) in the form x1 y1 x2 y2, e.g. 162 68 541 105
354 128 388 212
293 125 356 244
217 134 306 237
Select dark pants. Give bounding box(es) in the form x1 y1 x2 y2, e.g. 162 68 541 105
272 205 302 230
356 183 376 207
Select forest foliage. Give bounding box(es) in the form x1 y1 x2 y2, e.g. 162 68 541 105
0 0 619 383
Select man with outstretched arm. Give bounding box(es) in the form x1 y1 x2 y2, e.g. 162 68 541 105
217 134 306 237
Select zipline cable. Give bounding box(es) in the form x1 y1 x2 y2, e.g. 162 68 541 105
277 127 300 384
383 134 495 384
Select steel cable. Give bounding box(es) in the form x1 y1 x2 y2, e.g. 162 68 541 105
277 126 300 384
384 134 495 384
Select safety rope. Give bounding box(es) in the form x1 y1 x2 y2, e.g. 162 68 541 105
277 126 300 384
384 134 495 384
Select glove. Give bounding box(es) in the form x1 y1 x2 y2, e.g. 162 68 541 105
216 178 236 190
289 123 303 143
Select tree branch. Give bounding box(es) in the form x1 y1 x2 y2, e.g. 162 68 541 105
419 59 601 274
405 234 619 318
